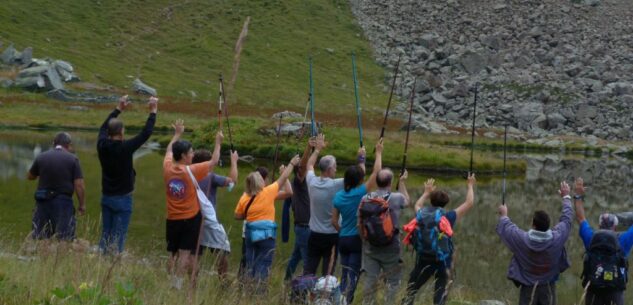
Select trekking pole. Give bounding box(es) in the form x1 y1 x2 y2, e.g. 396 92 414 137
272 114 283 181
468 84 479 176
378 54 402 140
502 125 508 206
309 57 317 137
218 73 225 131
219 74 235 152
352 52 364 148
398 77 417 190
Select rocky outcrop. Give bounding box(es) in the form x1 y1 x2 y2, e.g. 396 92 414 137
350 0 633 140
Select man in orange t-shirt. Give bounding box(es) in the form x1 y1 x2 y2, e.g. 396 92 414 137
163 119 222 289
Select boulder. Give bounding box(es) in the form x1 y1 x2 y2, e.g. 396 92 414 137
20 47 33 65
14 76 45 90
1 44 18 64
513 102 544 130
18 65 49 78
44 67 64 90
272 111 303 119
459 50 487 74
546 113 567 129
479 300 505 305
132 78 157 96
611 82 633 96
576 104 597 121
0 77 13 88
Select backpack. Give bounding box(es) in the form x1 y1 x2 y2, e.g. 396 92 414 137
581 230 628 292
358 193 396 247
414 207 453 263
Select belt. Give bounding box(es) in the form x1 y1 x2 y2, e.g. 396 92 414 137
294 223 309 227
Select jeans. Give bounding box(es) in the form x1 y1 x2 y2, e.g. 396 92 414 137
362 247 402 305
99 194 133 254
285 225 311 280
339 235 362 303
304 231 339 276
245 236 276 283
402 256 449 305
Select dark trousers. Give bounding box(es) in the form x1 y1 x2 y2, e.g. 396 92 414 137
402 256 449 305
32 195 76 241
586 289 624 305
519 283 556 305
304 231 338 276
339 235 362 303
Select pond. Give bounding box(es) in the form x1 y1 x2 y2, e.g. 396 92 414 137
1 129 632 303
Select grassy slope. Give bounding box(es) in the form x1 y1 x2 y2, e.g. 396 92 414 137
0 0 391 117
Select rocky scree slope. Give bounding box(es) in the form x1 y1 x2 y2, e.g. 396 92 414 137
350 0 633 141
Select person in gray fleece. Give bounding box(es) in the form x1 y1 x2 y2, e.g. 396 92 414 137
496 181 573 305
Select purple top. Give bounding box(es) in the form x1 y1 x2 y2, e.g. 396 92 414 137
496 197 573 286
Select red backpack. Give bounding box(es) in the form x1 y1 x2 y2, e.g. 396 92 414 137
358 193 395 247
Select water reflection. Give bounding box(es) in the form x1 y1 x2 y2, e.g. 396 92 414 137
1 129 632 302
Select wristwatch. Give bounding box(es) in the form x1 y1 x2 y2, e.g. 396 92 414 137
563 195 571 200
573 195 584 201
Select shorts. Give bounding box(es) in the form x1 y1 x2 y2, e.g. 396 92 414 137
32 195 76 241
166 212 202 254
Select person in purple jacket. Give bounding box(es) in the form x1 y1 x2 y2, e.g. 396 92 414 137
496 181 573 305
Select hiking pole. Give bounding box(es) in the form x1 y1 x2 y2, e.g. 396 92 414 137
352 52 364 148
219 74 235 152
378 53 402 139
309 56 317 137
272 114 283 181
218 73 225 131
502 125 508 206
399 78 417 190
468 84 479 176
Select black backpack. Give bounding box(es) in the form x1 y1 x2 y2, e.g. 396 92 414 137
581 230 628 292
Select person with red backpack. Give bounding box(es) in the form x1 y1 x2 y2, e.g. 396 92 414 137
358 168 410 305
574 177 633 305
401 174 475 305
331 139 384 304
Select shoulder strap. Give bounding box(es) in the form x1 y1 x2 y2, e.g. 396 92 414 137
185 166 201 190
243 194 258 219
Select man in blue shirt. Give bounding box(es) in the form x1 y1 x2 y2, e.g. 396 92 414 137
574 177 633 305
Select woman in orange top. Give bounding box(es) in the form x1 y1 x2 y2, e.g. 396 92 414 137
163 119 222 289
235 154 300 289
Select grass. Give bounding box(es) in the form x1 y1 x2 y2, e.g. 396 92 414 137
0 0 392 117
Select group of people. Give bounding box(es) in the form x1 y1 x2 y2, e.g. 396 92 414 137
26 95 633 305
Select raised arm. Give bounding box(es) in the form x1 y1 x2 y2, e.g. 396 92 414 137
414 178 436 211
275 164 294 200
398 170 410 207
554 181 573 236
209 131 223 172
306 134 325 172
165 119 184 159
98 95 127 141
573 177 586 223
228 150 239 183
124 96 157 151
297 138 315 182
454 173 476 222
276 155 301 189
364 138 383 191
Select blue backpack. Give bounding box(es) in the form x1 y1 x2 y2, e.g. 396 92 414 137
414 207 453 264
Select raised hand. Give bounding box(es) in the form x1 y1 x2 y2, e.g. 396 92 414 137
117 95 131 111
290 155 301 167
558 181 570 197
574 177 585 196
498 204 508 217
172 119 185 137
467 173 476 187
215 130 224 144
148 96 158 113
231 150 239 164
315 133 326 151
423 178 435 194
375 138 384 154
400 169 409 181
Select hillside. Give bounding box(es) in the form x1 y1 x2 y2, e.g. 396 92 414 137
351 0 633 141
0 0 392 118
